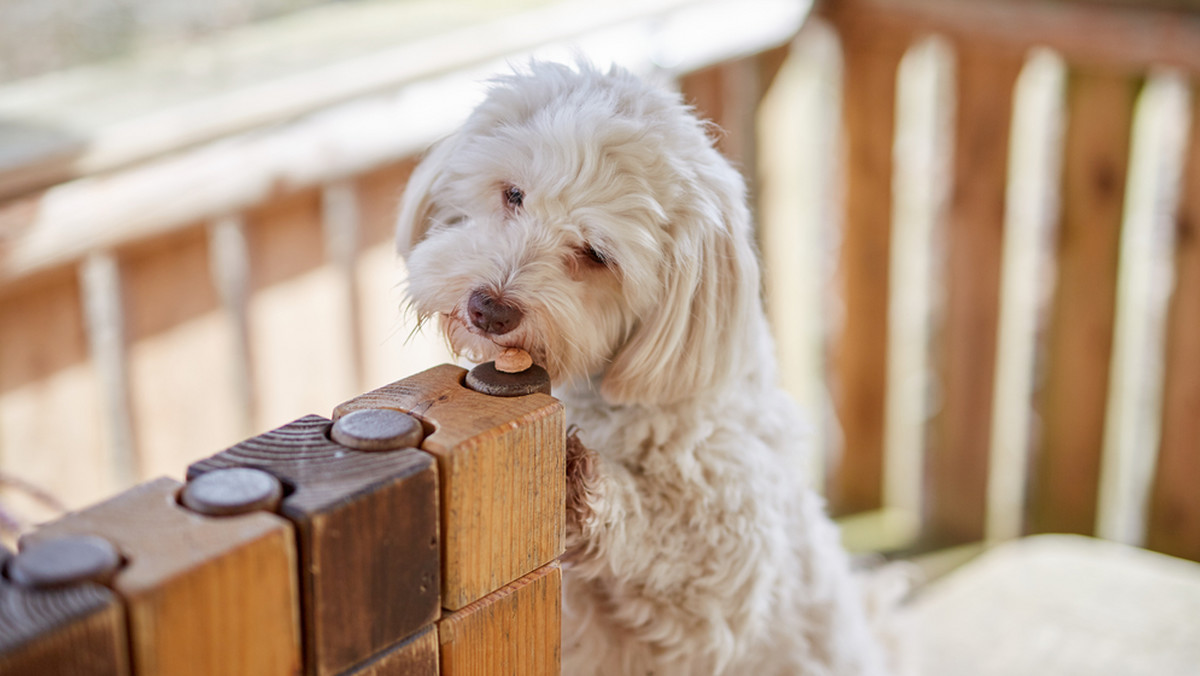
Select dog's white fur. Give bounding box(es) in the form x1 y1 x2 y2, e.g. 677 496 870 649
396 61 892 675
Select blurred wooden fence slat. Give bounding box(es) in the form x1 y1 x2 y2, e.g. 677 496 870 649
924 44 1023 546
826 10 908 515
1147 92 1200 561
1029 68 1142 536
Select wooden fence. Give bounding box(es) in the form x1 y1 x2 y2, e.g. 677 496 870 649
0 362 563 675
817 0 1200 561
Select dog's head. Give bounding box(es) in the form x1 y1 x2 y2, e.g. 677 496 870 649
397 61 763 405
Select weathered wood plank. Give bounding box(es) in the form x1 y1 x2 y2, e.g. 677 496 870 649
189 414 440 676
1028 68 1141 536
1146 91 1200 562
22 477 301 676
824 8 908 515
438 562 561 676
924 44 1024 546
335 364 564 610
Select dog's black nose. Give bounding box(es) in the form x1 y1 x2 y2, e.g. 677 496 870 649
468 289 523 335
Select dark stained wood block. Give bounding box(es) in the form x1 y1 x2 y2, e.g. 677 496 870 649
0 548 130 676
188 414 440 676
339 625 437 676
334 364 564 610
437 562 561 676
20 478 301 676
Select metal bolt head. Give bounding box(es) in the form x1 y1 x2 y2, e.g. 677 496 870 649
331 408 423 451
9 534 122 589
466 361 551 397
181 467 283 516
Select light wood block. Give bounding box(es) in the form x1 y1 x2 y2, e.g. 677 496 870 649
334 364 564 611
438 562 561 676
188 414 440 676
21 477 301 676
341 626 438 676
0 549 130 676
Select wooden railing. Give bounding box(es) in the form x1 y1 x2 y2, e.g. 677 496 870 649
0 363 563 675
0 0 804 529
816 0 1200 560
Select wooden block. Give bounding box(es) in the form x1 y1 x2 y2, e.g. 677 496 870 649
438 563 561 676
0 549 130 676
21 477 301 676
334 364 564 610
339 626 437 676
188 414 440 676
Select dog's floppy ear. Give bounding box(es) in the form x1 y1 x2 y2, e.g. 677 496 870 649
600 164 763 406
395 137 457 258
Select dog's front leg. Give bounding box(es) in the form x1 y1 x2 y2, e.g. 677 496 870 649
564 426 599 558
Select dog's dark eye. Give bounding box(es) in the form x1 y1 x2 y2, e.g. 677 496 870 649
582 244 609 267
504 186 524 208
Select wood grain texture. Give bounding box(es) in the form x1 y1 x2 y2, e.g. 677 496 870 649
22 477 301 676
438 562 561 676
189 415 439 676
823 9 908 515
923 44 1024 547
0 560 129 676
334 364 564 610
1029 68 1141 536
1146 93 1200 562
342 626 438 676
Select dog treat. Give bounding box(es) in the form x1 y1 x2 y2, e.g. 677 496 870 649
494 347 533 373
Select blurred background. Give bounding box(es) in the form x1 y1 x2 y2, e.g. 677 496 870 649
1 0 1199 582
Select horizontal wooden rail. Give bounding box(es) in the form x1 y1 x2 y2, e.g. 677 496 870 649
0 363 564 676
0 0 806 284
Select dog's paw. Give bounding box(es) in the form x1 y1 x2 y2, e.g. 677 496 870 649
565 426 598 547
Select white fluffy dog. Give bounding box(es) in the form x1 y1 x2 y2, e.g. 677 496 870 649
396 61 892 675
